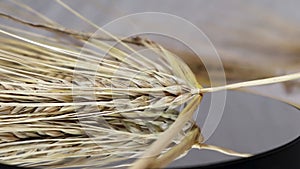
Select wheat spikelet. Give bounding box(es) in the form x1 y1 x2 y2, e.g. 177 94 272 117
0 1 299 169
0 1 204 168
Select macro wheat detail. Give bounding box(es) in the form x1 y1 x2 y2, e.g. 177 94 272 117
0 1 299 169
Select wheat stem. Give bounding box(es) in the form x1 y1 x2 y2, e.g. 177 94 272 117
194 143 252 158
198 72 300 93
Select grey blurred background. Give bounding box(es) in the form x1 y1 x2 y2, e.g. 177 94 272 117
1 0 300 167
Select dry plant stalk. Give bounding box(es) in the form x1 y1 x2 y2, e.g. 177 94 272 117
0 1 299 169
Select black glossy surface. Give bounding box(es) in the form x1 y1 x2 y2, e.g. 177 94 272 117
169 91 300 168
1 91 300 169
189 135 300 169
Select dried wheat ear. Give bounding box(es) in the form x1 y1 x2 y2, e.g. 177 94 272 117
0 1 299 169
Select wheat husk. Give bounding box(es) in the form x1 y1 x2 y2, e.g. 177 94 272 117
0 1 299 169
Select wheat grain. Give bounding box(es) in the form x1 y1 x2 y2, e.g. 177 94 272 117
0 1 299 169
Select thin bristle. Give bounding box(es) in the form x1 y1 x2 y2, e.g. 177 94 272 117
0 1 299 169
0 1 201 168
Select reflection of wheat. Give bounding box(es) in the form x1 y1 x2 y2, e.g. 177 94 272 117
0 1 299 169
